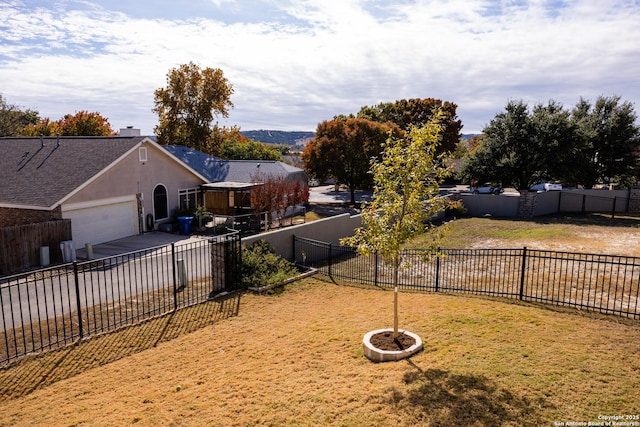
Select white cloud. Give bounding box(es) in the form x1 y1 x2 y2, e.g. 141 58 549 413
0 0 639 134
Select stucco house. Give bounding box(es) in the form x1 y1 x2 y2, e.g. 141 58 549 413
163 145 308 215
0 134 208 251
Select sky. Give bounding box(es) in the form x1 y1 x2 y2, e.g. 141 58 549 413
1 0 639 135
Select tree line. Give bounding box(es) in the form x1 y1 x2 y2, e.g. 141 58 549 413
4 61 639 193
0 95 114 136
459 97 640 190
302 98 463 203
0 62 283 162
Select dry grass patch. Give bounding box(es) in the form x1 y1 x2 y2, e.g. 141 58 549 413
438 214 640 256
0 278 638 426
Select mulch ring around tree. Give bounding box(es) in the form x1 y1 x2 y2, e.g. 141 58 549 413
369 331 416 351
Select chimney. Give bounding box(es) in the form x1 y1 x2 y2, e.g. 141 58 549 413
40 134 44 148
120 126 141 137
56 134 60 148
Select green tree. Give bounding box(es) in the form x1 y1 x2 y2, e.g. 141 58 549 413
460 100 575 190
221 139 282 161
528 101 576 185
357 98 463 154
570 96 639 188
211 124 281 160
0 94 39 136
460 100 532 189
461 97 639 190
153 62 234 151
341 118 450 338
301 117 402 204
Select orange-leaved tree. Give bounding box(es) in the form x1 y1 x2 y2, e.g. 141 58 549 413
302 117 402 204
250 173 308 229
20 111 113 136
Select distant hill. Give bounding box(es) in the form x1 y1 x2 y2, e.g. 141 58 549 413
241 130 479 146
241 130 315 146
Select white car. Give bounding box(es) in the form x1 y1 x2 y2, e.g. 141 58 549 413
530 182 562 192
470 183 503 195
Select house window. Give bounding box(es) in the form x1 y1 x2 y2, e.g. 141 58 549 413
153 184 168 220
139 147 147 162
179 188 198 210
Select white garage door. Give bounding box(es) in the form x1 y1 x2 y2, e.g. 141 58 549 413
62 196 139 250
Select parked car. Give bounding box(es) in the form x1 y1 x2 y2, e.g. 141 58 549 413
470 183 504 195
530 182 562 192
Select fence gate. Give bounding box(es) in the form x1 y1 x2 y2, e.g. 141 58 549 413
210 232 241 297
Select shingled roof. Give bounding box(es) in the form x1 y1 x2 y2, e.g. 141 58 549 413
163 145 306 183
0 136 146 209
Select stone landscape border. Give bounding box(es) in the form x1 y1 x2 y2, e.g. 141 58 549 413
362 328 423 362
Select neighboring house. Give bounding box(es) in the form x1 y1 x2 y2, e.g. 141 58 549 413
0 134 208 250
163 145 308 215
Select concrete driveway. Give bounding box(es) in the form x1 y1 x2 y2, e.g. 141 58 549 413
75 231 206 260
308 184 373 204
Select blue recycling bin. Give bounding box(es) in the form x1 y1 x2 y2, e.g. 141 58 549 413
177 216 193 235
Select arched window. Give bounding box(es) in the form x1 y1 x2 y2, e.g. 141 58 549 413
153 184 168 220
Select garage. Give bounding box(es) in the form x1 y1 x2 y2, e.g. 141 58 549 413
62 195 139 250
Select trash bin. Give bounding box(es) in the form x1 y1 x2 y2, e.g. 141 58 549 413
60 240 76 263
177 216 193 235
40 246 50 266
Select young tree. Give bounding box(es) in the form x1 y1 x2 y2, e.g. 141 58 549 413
153 62 234 151
301 117 402 204
341 118 450 338
250 173 308 229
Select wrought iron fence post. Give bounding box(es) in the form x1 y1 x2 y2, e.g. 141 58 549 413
374 251 379 288
435 248 440 292
328 243 332 277
292 235 296 265
73 261 83 340
519 247 527 300
171 243 178 311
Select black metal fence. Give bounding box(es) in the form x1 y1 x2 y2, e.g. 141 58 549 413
0 232 241 367
293 236 640 319
213 206 307 236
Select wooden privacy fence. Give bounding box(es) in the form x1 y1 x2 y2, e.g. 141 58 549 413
0 220 72 276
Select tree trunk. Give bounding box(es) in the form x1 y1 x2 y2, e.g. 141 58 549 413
393 258 399 338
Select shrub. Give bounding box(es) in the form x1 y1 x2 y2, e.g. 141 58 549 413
240 240 299 289
445 198 468 217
